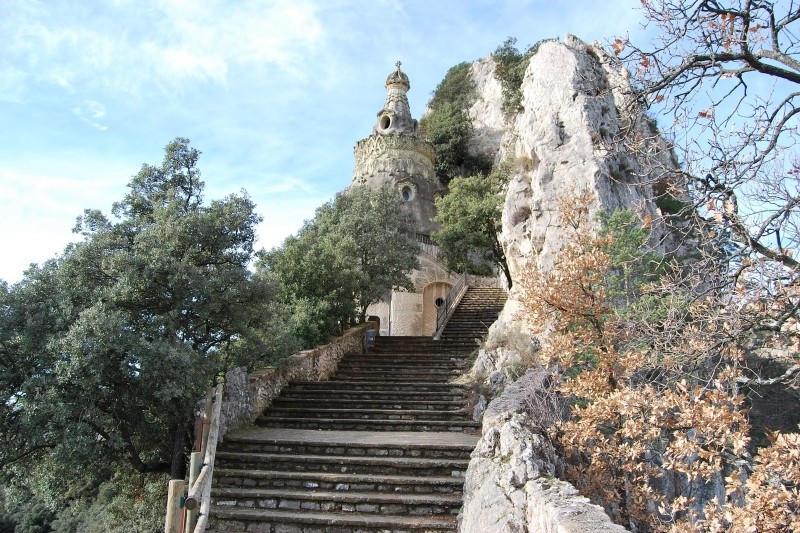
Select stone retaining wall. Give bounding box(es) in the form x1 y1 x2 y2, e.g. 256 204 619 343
218 322 376 439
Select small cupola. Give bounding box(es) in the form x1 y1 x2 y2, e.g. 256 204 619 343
374 61 418 136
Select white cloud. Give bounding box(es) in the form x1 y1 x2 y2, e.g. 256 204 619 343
71 99 108 130
0 63 26 102
1 0 329 98
161 48 228 82
260 175 316 195
0 161 131 282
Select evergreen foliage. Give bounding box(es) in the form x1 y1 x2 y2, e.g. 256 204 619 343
433 166 511 287
427 62 474 113
595 209 665 307
0 138 298 532
492 37 556 117
262 185 420 347
419 62 491 185
492 37 535 117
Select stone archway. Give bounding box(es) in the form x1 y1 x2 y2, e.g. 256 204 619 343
422 281 452 335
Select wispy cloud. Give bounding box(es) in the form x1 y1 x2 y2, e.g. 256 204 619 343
261 175 317 195
1 0 329 98
0 160 131 281
72 99 108 130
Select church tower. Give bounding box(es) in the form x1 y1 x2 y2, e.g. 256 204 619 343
354 63 458 336
353 62 442 235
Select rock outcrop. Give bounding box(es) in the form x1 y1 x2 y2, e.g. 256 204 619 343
457 34 682 531
459 412 627 533
467 34 679 377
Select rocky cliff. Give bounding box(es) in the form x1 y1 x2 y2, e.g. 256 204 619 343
456 35 681 532
466 34 679 375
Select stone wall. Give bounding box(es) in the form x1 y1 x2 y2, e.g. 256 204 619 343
218 322 376 439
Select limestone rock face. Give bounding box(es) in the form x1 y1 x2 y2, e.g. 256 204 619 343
470 35 674 282
467 57 506 160
458 413 627 533
455 34 681 532
466 34 679 373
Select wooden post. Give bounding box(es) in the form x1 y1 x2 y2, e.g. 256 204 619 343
164 479 185 533
200 386 214 456
185 452 202 533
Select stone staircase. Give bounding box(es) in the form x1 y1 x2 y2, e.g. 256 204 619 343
206 289 506 532
440 286 507 341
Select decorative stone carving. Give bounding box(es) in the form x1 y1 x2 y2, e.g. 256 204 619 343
374 61 418 135
352 133 436 185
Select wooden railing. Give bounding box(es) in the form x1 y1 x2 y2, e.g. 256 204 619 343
164 380 223 533
163 323 375 532
433 271 468 340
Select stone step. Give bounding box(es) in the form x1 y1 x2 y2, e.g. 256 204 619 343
332 370 462 381
202 295 498 532
368 347 474 354
208 507 457 532
371 339 475 349
335 363 466 373
213 468 466 493
215 451 469 476
219 430 477 459
278 389 466 402
271 398 465 410
330 377 460 385
452 312 502 316
256 417 480 432
340 356 467 365
287 381 466 393
446 311 501 316
260 407 468 422
337 360 465 370
212 487 464 515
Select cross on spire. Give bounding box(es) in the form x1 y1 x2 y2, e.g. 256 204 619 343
396 60 402 71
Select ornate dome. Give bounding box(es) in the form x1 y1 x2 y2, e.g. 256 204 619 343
385 61 410 90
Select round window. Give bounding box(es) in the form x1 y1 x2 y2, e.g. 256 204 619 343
435 297 445 308
380 115 391 130
401 186 413 201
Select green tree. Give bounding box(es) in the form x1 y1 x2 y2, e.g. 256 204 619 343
596 209 665 308
492 37 534 116
434 169 511 288
419 63 492 185
0 139 294 529
263 185 420 346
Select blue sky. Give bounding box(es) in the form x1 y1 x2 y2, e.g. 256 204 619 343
0 0 647 283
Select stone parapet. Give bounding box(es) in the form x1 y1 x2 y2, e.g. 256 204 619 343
352 133 436 185
218 322 377 439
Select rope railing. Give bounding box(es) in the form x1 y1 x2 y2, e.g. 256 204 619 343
433 271 468 340
164 380 223 533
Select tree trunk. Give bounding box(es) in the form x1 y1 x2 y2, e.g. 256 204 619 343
170 417 188 480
